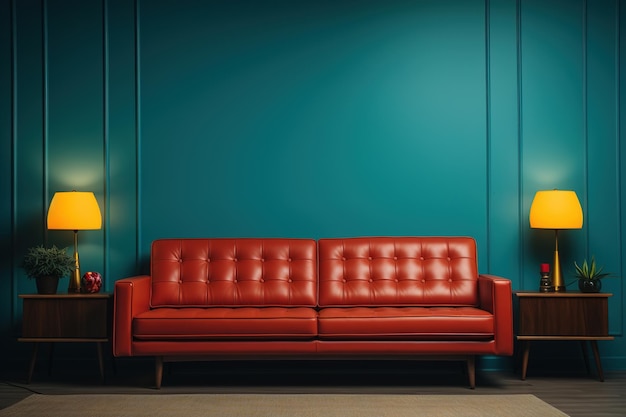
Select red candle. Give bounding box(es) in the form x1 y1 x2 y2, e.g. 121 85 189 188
540 263 550 273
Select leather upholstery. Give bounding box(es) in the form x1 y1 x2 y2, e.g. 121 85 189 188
133 307 318 340
318 237 479 307
113 275 151 357
317 306 493 340
150 238 317 307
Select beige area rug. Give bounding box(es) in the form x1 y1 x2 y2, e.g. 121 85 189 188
0 393 568 417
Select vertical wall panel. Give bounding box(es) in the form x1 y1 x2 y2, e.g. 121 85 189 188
106 0 139 287
488 0 521 283
586 0 622 338
521 0 587 287
0 0 15 347
14 0 46 297
46 0 105 277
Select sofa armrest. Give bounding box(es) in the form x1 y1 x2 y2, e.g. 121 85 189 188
113 275 151 357
478 274 513 355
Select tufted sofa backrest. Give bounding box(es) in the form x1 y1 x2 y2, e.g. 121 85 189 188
150 238 317 307
318 237 479 307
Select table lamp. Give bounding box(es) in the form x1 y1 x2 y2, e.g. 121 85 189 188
529 189 583 292
47 191 102 293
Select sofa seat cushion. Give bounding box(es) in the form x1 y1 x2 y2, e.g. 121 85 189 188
133 307 318 340
318 307 494 340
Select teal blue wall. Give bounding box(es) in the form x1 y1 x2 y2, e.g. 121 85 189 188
2 0 625 372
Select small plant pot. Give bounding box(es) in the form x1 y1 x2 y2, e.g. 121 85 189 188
35 276 60 294
578 278 602 293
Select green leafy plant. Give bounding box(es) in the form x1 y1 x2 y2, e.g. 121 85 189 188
574 256 611 281
22 245 75 279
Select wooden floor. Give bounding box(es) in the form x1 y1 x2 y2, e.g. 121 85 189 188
1 359 625 416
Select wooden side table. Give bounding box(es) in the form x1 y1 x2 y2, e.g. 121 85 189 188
18 293 113 383
515 291 613 381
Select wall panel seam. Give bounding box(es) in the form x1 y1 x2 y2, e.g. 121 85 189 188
615 0 624 336
10 0 17 328
42 0 49 241
516 0 525 289
485 0 492 273
135 0 141 272
583 0 589 258
103 0 110 286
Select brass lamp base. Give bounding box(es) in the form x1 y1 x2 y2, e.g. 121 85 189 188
68 230 82 293
552 249 566 292
68 268 81 293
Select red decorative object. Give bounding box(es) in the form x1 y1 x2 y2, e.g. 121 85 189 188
81 271 103 293
540 263 550 273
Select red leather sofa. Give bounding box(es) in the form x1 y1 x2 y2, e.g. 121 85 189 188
113 237 513 388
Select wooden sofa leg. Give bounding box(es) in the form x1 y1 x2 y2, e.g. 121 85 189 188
155 356 163 389
467 356 476 389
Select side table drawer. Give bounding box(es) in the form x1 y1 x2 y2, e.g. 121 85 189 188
518 295 608 337
21 294 111 339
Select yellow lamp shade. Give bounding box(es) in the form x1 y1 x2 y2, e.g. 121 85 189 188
47 191 102 230
529 190 583 230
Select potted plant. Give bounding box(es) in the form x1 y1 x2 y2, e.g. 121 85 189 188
22 245 75 294
574 256 612 293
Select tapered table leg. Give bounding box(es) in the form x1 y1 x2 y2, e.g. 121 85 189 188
521 341 530 380
27 343 39 384
96 342 105 383
47 343 54 376
590 340 605 382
